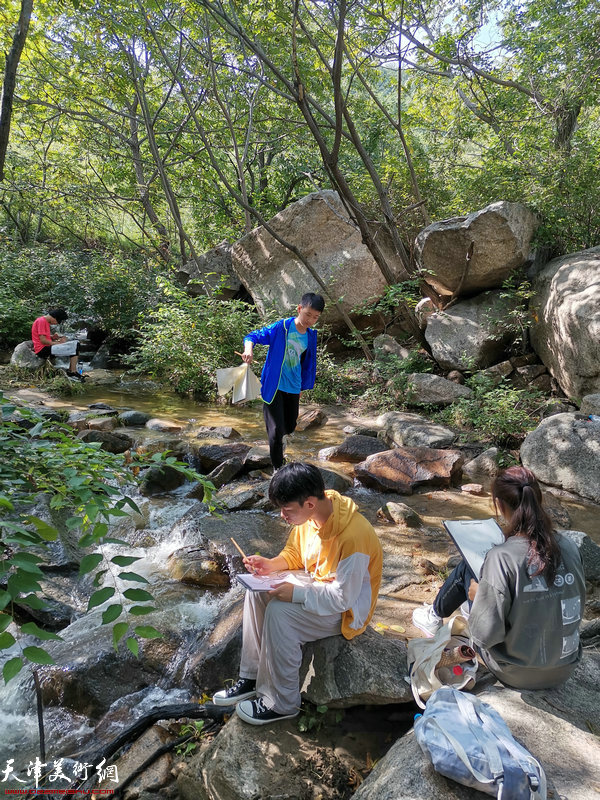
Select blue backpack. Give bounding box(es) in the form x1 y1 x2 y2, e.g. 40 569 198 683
415 687 547 799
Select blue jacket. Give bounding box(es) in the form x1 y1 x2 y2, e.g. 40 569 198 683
244 317 318 404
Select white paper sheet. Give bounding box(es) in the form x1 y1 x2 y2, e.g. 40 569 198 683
235 570 313 592
216 363 262 403
443 518 505 577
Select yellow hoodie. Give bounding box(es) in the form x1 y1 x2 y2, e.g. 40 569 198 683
279 490 383 639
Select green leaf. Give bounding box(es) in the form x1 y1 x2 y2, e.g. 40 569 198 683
79 553 104 576
0 590 12 610
7 572 42 597
25 517 59 541
93 569 108 588
91 522 109 539
3 657 23 683
118 571 149 584
0 614 12 632
66 516 83 530
0 496 14 510
6 556 44 576
123 588 153 602
106 508 129 518
0 632 16 649
87 587 115 610
20 622 63 641
29 421 44 436
134 625 162 639
101 604 123 624
23 646 55 665
126 637 139 657
129 606 157 616
110 555 142 567
122 496 141 514
113 622 128 650
18 594 46 610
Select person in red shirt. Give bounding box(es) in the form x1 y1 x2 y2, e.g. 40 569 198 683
31 308 83 380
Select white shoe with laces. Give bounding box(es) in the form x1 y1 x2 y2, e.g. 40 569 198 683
412 603 443 637
236 696 299 725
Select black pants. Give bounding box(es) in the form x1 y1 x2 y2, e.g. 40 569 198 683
433 559 477 618
263 391 300 469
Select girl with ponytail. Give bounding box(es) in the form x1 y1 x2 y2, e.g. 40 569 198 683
412 466 585 689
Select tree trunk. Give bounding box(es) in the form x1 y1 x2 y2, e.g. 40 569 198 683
0 0 34 181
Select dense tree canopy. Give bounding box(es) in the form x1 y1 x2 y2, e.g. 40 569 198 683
0 0 598 264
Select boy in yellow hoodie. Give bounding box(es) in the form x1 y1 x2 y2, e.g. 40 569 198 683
213 462 383 725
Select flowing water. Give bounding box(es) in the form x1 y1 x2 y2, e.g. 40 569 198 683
2 382 599 780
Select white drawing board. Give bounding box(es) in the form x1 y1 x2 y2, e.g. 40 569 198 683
443 518 505 577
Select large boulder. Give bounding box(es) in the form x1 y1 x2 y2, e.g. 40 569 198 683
231 190 408 329
300 628 411 708
175 241 241 298
377 411 457 448
352 652 600 800
425 290 523 371
355 448 464 494
318 434 388 463
415 201 538 297
187 442 251 473
10 340 45 370
580 394 600 416
520 413 600 504
77 429 133 454
177 714 364 800
118 409 152 426
167 546 229 588
139 464 187 496
83 368 119 386
403 373 473 406
561 530 600 584
462 447 501 478
530 246 600 398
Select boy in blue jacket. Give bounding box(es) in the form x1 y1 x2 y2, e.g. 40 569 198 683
242 293 324 469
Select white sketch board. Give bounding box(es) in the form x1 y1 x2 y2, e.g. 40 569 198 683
443 518 505 577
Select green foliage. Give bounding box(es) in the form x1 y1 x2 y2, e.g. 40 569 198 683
297 703 343 734
129 280 266 398
495 275 536 349
438 373 545 447
175 719 206 758
0 242 163 349
0 392 213 680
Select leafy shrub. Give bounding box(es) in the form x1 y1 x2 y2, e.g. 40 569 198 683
0 242 163 349
438 373 544 446
129 280 267 398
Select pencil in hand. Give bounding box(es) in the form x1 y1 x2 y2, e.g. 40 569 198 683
230 537 247 559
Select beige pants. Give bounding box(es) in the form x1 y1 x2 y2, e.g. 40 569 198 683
239 591 341 714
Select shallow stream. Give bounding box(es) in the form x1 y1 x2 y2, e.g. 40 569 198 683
1 382 598 781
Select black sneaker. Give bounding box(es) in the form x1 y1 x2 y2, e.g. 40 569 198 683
236 697 299 725
66 371 85 382
212 677 257 706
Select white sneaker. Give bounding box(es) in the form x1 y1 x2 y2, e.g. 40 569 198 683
212 677 256 706
412 603 443 637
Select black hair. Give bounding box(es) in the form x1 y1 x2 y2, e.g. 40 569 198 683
48 308 68 323
300 293 325 312
492 465 560 583
268 462 326 506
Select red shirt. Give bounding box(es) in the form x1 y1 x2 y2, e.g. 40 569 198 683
32 316 52 353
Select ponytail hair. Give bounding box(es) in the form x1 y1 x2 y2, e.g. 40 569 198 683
491 466 560 583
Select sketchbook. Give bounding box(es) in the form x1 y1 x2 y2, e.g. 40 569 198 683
235 570 313 592
443 518 505 577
